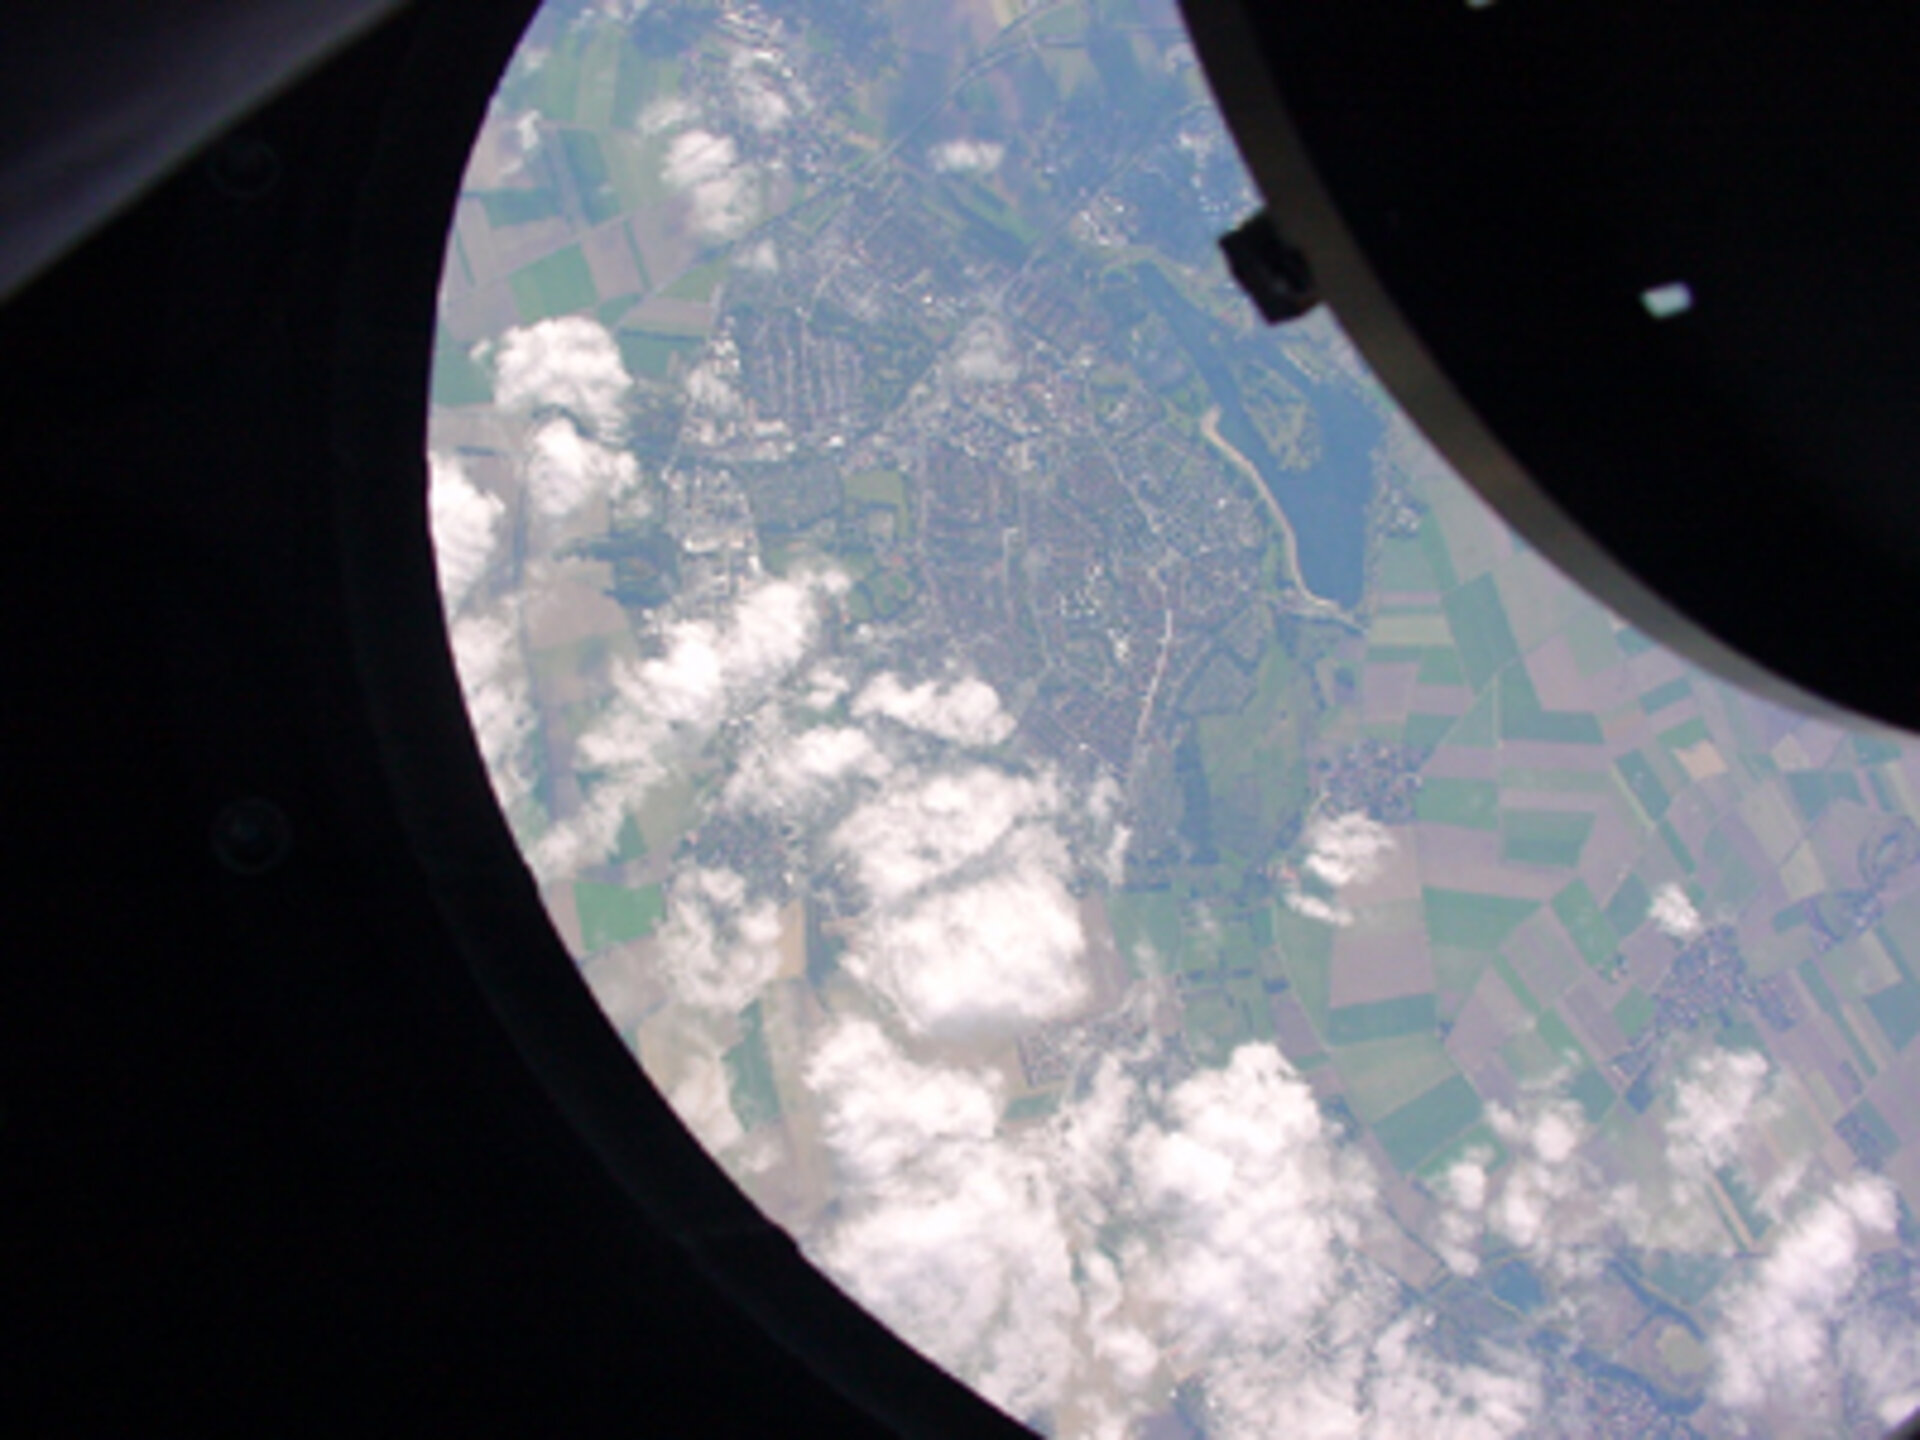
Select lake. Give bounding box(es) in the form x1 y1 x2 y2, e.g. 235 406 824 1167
1134 263 1378 610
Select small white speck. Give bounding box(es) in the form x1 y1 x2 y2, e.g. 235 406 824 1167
1467 0 1496 8
1641 281 1694 319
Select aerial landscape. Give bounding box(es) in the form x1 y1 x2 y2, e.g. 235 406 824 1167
426 1 1920 1435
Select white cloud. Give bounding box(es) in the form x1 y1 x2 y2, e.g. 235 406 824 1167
428 449 503 612
804 1018 1078 1423
1283 810 1395 927
1127 1045 1375 1355
1302 811 1394 888
666 1035 745 1153
449 610 535 813
638 95 694 135
723 722 891 813
930 139 1005 174
833 767 1090 1038
950 319 1020 385
738 238 780 273
1650 880 1703 940
523 415 640 519
663 128 760 241
1710 1175 1899 1418
1433 1149 1493 1275
655 866 783 1012
797 1019 1547 1439
729 49 793 132
1666 1046 1776 1185
1124 1046 1539 1440
832 765 1058 905
850 672 1016 748
1839 1310 1920 1431
1483 1098 1608 1272
530 573 842 876
860 840 1089 1038
492 316 632 437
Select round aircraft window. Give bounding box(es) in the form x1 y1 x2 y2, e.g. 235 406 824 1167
428 2 1920 1434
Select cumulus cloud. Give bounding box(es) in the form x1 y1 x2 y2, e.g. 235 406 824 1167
930 139 1005 174
450 610 535 814
1483 1098 1610 1273
1430 1091 1638 1286
1666 1046 1777 1186
729 48 793 132
663 128 760 240
655 866 783 1012
850 671 1015 747
1122 1047 1538 1439
531 572 842 876
833 767 1089 1038
950 319 1020 385
523 414 640 518
487 318 641 521
802 1027 1540 1439
1283 810 1395 927
724 722 891 814
428 449 503 611
805 1018 1079 1423
1710 1175 1899 1418
1127 1045 1376 1355
638 96 694 135
1650 880 1704 940
492 316 632 437
665 1034 746 1154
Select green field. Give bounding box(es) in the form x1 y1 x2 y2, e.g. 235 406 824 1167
1376 534 1437 593
1787 769 1864 823
1198 644 1309 859
1442 574 1520 691
1425 888 1539 950
1617 750 1672 822
1606 874 1651 937
1417 648 1465 686
1333 1034 1458 1122
1659 716 1713 752
474 187 562 227
1404 712 1457 752
1501 808 1595 867
1640 677 1692 714
559 130 622 225
1373 1074 1483 1172
1553 879 1620 973
1415 777 1499 830
1112 888 1185 972
844 467 909 516
1498 666 1604 745
431 325 493 406
1272 903 1336 1029
1490 952 1544 1017
1326 994 1438 1045
1568 1067 1616 1122
574 880 666 951
724 1000 782 1130
1866 979 1920 1052
664 257 729 302
1614 986 1657 1040
617 328 705 380
511 244 599 320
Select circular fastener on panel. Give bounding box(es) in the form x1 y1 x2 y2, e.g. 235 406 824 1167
211 797 293 876
206 135 282 200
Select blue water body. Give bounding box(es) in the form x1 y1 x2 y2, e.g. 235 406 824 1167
1133 264 1378 609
